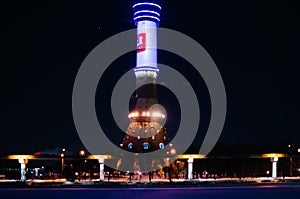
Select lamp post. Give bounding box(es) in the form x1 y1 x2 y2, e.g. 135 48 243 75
169 146 176 182
79 150 85 181
271 157 278 178
288 144 293 177
61 153 65 175
60 148 66 176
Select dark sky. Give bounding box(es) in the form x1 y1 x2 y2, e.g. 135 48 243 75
1 0 299 155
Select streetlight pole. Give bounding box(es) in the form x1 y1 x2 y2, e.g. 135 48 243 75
60 148 66 176
79 150 85 181
288 144 293 177
61 153 64 175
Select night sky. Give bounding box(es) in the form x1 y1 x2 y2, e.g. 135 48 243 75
1 0 299 155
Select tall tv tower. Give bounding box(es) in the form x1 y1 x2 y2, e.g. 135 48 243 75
120 1 170 153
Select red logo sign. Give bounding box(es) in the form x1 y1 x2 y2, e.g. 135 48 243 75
137 33 146 53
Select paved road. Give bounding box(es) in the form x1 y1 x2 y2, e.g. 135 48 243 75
1 185 299 199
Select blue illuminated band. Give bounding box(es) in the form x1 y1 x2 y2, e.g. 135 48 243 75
134 16 160 22
133 2 161 25
134 10 160 17
133 3 162 10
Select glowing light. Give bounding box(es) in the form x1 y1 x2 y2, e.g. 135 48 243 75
134 10 160 16
8 155 35 160
128 111 165 119
261 153 286 158
150 112 166 119
133 3 162 10
128 112 139 118
177 154 206 159
87 155 112 159
170 149 176 155
151 112 161 117
134 16 160 22
79 150 85 156
128 143 133 149
143 142 149 150
159 143 165 149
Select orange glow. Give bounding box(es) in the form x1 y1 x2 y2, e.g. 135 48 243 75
8 155 35 160
128 112 139 118
87 155 112 159
79 150 85 156
128 111 166 119
261 153 286 158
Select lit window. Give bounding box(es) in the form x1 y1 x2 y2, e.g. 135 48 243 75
143 142 149 150
128 143 133 150
152 135 155 140
137 136 140 140
159 143 164 149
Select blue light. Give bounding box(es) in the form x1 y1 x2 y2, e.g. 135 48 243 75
128 143 133 149
159 143 164 149
134 10 160 16
143 142 149 150
134 15 160 22
133 3 162 10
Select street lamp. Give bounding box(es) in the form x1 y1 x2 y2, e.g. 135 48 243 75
78 150 86 181
287 144 293 177
61 153 65 175
79 150 85 156
60 148 66 176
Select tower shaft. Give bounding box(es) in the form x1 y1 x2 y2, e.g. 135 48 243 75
121 1 169 154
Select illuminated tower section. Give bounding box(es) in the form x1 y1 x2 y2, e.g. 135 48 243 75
134 2 160 85
133 2 161 104
121 1 169 153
